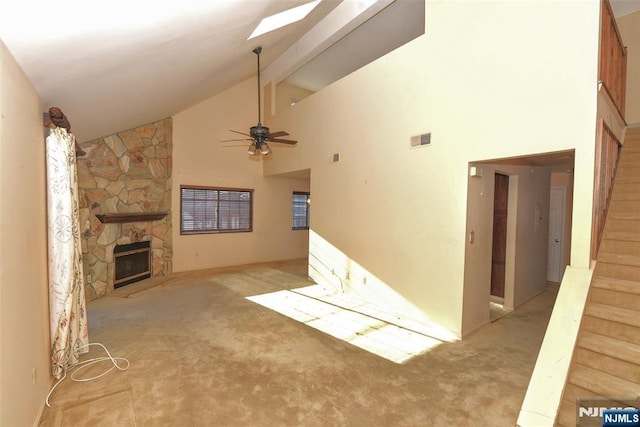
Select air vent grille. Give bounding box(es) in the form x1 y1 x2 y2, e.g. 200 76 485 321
411 133 431 147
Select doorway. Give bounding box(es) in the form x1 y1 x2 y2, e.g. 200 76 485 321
547 186 566 283
491 173 509 299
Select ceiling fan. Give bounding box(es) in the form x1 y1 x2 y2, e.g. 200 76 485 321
223 46 297 156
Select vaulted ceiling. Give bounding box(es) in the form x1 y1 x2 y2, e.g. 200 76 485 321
1 0 639 143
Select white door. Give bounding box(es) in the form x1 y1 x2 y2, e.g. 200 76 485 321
547 187 566 282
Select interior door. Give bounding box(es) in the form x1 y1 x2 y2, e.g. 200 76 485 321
491 173 509 298
547 187 566 283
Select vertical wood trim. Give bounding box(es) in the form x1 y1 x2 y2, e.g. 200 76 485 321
591 118 622 260
599 0 627 117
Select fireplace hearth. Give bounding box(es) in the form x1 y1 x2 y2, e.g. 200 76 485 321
114 241 151 288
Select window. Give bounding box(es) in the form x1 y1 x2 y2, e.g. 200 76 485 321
181 186 253 234
292 192 310 230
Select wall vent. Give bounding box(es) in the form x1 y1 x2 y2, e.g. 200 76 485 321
411 133 431 147
332 153 340 162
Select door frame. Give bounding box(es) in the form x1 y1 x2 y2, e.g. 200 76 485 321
547 186 566 283
489 172 517 311
503 173 518 311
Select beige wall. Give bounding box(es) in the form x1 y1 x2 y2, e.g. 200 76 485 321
274 82 313 117
263 0 599 336
171 77 309 272
618 11 640 125
0 40 51 426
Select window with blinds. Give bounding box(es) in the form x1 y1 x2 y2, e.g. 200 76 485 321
180 186 253 234
292 192 310 230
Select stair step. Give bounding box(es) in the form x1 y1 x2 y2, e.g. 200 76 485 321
581 315 640 346
611 183 640 200
583 302 640 328
568 363 640 398
599 238 640 256
596 261 640 281
556 398 577 427
599 252 640 267
618 152 640 163
573 347 640 383
592 276 640 296
556 383 619 427
613 168 640 183
601 231 640 241
603 218 640 235
607 201 640 219
589 287 640 311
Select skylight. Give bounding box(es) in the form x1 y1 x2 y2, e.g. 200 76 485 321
248 0 321 40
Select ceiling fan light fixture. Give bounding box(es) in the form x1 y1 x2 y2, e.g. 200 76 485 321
248 144 257 155
260 143 272 155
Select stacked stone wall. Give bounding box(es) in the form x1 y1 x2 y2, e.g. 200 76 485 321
77 118 172 300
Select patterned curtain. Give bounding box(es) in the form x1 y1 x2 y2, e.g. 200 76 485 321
46 127 89 379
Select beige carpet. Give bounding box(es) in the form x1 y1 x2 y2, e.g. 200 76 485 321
39 259 557 426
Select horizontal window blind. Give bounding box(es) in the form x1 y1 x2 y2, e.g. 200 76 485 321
292 192 310 230
181 186 252 234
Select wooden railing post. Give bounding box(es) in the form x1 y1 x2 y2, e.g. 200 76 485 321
591 119 622 260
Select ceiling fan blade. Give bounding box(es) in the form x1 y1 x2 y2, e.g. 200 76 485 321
269 131 289 138
270 138 298 145
229 129 252 137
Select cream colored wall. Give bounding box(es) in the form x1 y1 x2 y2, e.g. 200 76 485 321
618 11 640 125
0 40 51 426
275 82 313 116
263 0 599 336
171 77 309 272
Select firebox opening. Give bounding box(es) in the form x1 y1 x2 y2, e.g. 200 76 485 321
114 241 151 288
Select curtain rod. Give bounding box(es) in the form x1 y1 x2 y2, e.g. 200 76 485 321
43 107 86 157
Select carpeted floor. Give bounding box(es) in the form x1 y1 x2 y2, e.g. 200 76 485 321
39 259 557 426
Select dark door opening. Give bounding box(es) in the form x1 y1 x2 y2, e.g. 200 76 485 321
491 173 509 298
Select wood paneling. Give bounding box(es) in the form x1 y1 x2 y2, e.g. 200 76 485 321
599 0 627 117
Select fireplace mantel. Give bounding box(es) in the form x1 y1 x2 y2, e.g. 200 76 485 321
95 212 168 224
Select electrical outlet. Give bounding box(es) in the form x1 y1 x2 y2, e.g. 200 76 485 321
87 274 92 283
363 276 367 285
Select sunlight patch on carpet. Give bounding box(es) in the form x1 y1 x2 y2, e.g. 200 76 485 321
247 285 446 364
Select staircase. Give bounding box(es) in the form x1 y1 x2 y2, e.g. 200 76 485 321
555 126 640 426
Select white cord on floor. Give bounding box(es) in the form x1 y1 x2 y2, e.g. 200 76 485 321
45 342 130 407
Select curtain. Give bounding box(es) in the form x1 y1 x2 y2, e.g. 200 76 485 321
46 127 89 379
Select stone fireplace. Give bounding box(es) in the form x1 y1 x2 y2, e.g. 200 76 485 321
77 118 173 300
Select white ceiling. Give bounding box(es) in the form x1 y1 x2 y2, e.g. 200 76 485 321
0 0 343 142
1 0 639 143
